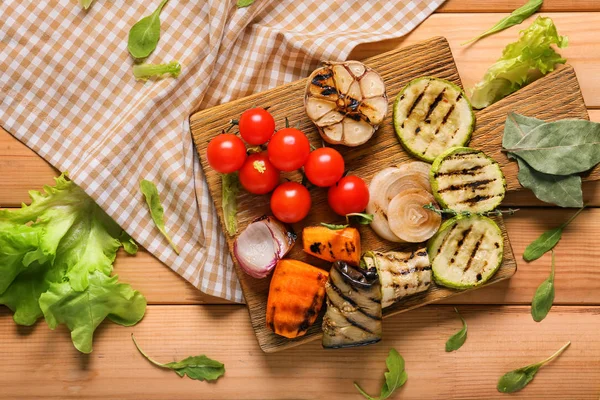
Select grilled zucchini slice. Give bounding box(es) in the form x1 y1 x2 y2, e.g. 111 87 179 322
362 249 432 308
427 215 503 289
393 77 474 162
430 147 506 213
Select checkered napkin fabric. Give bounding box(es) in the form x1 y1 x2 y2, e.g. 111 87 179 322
0 0 443 302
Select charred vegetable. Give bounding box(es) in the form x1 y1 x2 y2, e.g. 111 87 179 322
427 215 504 289
363 249 432 308
393 77 474 162
386 188 441 243
266 260 328 339
305 61 387 147
233 216 296 279
302 226 361 265
430 147 506 213
322 261 382 349
367 162 431 242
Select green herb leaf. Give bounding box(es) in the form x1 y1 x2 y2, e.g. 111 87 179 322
445 308 468 352
470 17 568 109
497 341 571 393
516 159 583 208
531 251 556 322
80 0 95 10
40 271 146 353
120 231 139 255
236 0 256 7
132 334 225 381
346 213 374 225
354 348 407 400
523 206 585 261
128 0 169 59
463 0 543 45
505 120 600 175
320 222 349 230
140 180 180 255
222 173 240 236
133 61 181 81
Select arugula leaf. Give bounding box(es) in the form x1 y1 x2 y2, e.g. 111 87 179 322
523 207 585 261
237 0 256 8
354 349 407 400
40 271 146 353
445 308 468 352
222 173 240 236
120 231 139 255
140 180 180 254
133 61 181 81
128 0 169 59
531 251 555 322
497 341 570 393
503 113 583 208
463 0 543 45
132 334 225 381
470 17 568 109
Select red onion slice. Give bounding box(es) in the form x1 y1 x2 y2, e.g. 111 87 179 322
233 216 296 279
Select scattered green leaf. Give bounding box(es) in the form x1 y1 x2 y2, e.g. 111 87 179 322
531 251 556 322
497 341 571 393
320 222 348 230
470 17 568 109
354 348 407 400
128 0 170 59
140 179 180 255
523 206 585 261
463 0 543 45
346 213 374 225
237 0 256 7
120 231 139 255
222 173 240 236
132 334 225 381
80 0 95 10
445 308 468 352
133 61 181 81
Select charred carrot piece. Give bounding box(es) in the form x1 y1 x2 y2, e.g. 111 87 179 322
266 259 328 339
302 226 361 265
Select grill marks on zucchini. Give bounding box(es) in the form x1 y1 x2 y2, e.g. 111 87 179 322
393 77 474 162
427 216 504 289
431 147 506 213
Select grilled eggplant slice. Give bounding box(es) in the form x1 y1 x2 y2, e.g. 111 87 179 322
427 215 504 289
322 261 382 348
305 61 388 147
430 147 506 213
393 77 474 162
362 249 432 308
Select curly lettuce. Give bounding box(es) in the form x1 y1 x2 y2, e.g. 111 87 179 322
470 17 568 109
0 174 146 352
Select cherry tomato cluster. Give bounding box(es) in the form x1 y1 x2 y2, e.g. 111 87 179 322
206 107 369 223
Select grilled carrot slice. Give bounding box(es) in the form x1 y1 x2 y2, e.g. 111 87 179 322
266 259 328 339
302 226 361 265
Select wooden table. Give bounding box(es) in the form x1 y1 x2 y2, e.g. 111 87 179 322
1 1 599 398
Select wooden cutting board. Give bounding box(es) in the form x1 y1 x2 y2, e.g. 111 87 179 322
190 37 587 353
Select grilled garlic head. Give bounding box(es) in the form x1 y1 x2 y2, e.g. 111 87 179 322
305 61 388 147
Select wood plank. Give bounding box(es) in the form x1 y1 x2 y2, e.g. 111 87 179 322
438 0 600 13
1 304 598 399
349 13 600 108
190 37 519 352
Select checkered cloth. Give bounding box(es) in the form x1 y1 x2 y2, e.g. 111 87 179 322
0 0 444 302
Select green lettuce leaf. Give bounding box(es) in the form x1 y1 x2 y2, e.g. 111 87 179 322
40 271 147 353
470 17 568 109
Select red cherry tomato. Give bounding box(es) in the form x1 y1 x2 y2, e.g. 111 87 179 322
304 147 345 187
267 128 311 172
238 152 280 194
238 108 276 145
206 134 247 173
327 175 370 216
270 182 311 223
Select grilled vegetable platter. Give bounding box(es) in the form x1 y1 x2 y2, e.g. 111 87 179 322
191 37 527 352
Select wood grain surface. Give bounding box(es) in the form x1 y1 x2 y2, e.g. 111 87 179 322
190 37 518 352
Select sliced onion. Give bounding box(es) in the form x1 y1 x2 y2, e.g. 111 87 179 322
233 216 296 279
387 189 441 243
